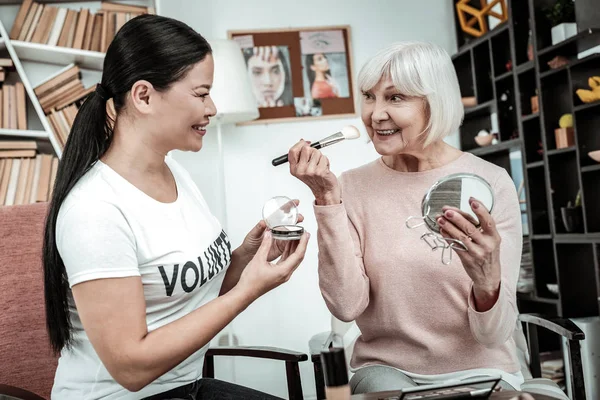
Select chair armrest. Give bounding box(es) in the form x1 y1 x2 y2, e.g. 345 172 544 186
0 384 46 400
203 347 307 400
309 331 333 361
518 313 585 341
205 346 308 362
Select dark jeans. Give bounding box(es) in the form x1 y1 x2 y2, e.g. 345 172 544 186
142 378 282 400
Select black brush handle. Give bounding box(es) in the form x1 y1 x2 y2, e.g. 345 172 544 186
271 142 321 166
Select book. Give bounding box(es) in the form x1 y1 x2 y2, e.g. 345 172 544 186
0 150 37 158
15 82 27 130
9 0 34 39
0 141 37 150
4 158 21 206
36 154 53 202
47 7 68 47
18 2 40 41
34 64 79 98
0 158 12 204
0 58 14 69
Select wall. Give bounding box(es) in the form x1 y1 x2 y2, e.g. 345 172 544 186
162 1 458 397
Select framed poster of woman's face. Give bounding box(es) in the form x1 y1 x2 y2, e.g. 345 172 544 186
229 26 355 124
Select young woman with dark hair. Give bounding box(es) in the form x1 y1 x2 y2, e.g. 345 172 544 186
305 53 340 99
43 14 308 399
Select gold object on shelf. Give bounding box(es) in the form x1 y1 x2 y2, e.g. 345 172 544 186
455 0 508 38
576 76 600 103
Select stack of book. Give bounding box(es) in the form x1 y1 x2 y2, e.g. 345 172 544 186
0 57 14 84
34 64 88 148
0 58 28 130
0 141 58 206
517 239 534 294
541 358 565 389
9 0 155 52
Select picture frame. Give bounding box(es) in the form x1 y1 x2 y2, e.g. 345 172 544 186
228 25 356 125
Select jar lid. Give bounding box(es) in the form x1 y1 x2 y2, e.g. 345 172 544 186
262 196 299 230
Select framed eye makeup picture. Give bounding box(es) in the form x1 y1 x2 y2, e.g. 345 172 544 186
228 25 356 124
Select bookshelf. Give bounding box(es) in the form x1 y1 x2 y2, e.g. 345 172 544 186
0 1 160 206
452 0 600 362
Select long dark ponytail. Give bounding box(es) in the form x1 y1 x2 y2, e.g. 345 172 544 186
43 14 212 354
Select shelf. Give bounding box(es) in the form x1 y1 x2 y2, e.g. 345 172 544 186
547 147 576 156
538 28 600 57
516 61 535 74
522 113 539 122
531 234 553 240
517 293 559 305
11 41 104 71
494 70 513 82
555 234 600 244
573 101 600 113
540 53 600 80
581 164 600 173
464 100 495 117
527 160 544 169
0 129 49 139
468 139 522 156
540 64 568 79
453 23 509 59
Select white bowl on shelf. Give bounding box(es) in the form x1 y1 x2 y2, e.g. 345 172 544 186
588 150 600 163
475 134 494 147
546 283 559 295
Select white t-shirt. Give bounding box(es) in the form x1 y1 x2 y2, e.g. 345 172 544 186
51 156 231 400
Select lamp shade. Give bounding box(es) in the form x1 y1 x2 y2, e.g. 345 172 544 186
208 39 259 126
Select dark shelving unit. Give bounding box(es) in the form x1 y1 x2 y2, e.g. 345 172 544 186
452 0 600 355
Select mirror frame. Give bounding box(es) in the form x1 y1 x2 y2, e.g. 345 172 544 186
421 173 494 234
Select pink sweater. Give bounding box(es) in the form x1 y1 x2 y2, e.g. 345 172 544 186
314 153 523 375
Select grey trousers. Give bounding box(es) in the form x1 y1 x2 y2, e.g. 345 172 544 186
349 365 516 394
142 378 281 400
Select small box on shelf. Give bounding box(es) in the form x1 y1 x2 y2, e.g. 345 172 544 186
531 95 539 113
555 127 575 149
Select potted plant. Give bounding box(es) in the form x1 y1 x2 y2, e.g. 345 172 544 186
544 0 577 45
561 189 583 233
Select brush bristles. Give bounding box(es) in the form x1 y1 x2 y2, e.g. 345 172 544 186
341 125 361 140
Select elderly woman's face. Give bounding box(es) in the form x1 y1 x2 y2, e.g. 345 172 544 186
361 75 427 156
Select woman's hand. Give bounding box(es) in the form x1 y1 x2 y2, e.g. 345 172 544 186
437 197 502 311
238 199 305 262
288 140 341 205
237 230 310 301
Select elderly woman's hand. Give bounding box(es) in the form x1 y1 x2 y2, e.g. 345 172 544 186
288 140 341 205
437 197 502 311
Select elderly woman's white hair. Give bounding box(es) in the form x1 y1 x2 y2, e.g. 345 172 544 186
358 42 464 147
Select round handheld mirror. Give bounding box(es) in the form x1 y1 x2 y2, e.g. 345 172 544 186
422 173 494 233
406 173 495 265
262 196 304 241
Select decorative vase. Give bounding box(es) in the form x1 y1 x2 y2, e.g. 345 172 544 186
551 23 577 45
561 206 583 233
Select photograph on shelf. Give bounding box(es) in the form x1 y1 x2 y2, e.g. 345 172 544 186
230 25 355 124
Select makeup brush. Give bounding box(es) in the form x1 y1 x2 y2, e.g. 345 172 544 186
272 125 361 166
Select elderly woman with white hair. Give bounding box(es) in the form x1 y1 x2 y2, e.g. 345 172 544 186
287 42 524 393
